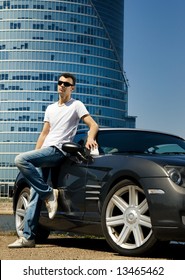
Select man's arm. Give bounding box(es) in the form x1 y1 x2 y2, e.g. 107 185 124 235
81 115 99 150
35 122 50 150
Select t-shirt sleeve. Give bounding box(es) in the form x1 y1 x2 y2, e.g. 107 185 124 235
76 100 89 119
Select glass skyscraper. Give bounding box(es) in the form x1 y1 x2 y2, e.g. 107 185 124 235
0 0 136 194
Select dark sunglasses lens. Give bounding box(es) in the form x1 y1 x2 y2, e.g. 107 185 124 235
58 81 72 87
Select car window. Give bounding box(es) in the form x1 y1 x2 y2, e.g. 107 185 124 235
97 130 185 155
147 144 185 154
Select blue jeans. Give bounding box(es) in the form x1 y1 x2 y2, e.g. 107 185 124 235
15 146 65 240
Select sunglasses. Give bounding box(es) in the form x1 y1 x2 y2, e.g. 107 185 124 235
58 81 74 87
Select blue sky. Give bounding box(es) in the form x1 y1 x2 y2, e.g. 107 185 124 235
124 0 185 138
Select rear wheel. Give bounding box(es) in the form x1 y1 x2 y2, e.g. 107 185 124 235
15 186 50 241
101 179 158 256
15 187 30 237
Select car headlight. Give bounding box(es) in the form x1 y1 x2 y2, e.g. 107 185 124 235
165 166 185 187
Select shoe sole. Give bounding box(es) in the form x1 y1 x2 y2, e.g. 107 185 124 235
8 246 35 249
8 244 35 248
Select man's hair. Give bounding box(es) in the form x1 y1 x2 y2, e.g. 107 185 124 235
58 73 76 85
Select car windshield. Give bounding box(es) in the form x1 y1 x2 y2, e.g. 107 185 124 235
96 130 185 155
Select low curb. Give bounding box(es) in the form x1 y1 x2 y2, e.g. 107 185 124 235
0 199 15 232
0 214 15 232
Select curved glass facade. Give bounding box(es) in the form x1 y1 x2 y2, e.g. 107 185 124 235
0 0 135 190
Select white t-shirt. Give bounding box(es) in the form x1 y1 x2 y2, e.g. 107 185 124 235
42 98 89 151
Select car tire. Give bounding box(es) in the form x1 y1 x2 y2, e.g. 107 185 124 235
101 179 158 256
15 186 50 242
15 187 30 237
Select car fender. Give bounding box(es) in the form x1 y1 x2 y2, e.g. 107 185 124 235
93 155 168 200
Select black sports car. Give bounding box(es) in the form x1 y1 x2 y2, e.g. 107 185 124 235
12 128 185 256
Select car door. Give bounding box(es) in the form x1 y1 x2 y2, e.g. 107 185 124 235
56 131 89 220
56 156 89 220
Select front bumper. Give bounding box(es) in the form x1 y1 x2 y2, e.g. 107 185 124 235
140 177 185 241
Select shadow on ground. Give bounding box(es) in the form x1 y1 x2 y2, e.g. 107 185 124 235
39 235 185 260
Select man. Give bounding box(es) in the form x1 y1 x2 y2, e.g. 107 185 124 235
8 72 99 248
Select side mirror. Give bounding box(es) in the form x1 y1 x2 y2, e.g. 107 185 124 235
62 142 91 163
62 142 82 154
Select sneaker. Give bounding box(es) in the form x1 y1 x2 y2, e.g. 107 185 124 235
45 189 58 219
8 237 35 248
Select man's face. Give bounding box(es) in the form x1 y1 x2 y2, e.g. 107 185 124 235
58 76 74 100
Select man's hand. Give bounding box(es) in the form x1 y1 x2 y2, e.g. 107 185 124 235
85 138 98 150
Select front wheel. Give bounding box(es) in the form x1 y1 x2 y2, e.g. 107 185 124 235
101 179 158 256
